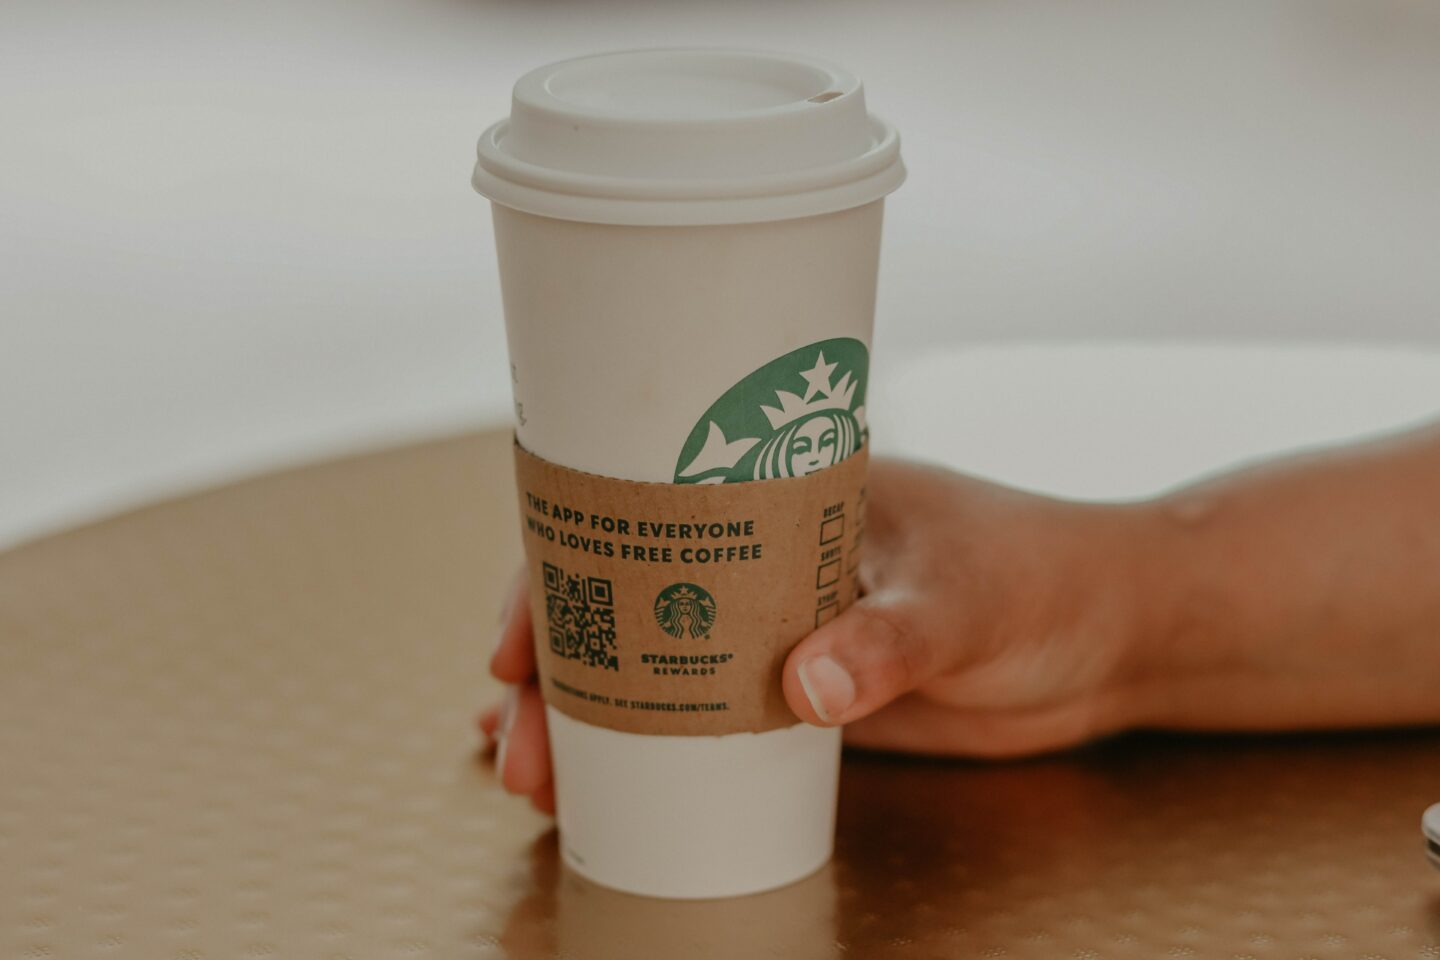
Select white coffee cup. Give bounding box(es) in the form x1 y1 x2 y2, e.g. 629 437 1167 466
474 48 904 899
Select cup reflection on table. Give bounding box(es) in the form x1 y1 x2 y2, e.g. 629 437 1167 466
500 832 840 960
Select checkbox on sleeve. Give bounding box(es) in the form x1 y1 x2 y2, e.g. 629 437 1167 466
816 560 840 588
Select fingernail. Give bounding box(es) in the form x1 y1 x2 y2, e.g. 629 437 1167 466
495 687 519 781
797 654 856 723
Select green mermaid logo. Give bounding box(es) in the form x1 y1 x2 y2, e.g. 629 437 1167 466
653 583 718 639
674 338 868 484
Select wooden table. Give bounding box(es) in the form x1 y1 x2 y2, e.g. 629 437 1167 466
3 428 1439 959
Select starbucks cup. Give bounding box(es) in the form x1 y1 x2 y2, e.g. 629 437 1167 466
473 49 903 899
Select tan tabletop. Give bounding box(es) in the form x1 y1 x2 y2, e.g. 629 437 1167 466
3 429 1439 959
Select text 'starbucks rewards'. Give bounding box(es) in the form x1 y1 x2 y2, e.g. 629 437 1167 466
474 49 904 899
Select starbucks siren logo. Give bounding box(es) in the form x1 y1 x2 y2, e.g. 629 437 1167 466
653 583 717 639
674 338 869 484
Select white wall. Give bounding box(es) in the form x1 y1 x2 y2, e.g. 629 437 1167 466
4 0 1439 546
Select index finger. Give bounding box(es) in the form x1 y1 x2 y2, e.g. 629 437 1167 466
491 567 538 683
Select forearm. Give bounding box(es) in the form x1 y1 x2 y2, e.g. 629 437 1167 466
1126 422 1440 732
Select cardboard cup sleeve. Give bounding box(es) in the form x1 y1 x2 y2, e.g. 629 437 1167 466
513 440 868 737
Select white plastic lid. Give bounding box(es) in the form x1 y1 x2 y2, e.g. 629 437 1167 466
472 49 905 226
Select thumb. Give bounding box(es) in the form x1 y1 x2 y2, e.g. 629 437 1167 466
782 595 943 726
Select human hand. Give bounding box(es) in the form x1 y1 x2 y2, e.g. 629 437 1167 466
480 456 1157 812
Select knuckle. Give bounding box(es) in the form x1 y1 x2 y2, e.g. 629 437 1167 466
854 603 930 683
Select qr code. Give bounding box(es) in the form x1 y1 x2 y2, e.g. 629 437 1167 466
543 563 618 671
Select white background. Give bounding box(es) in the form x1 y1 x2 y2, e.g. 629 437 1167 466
4 0 1439 547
